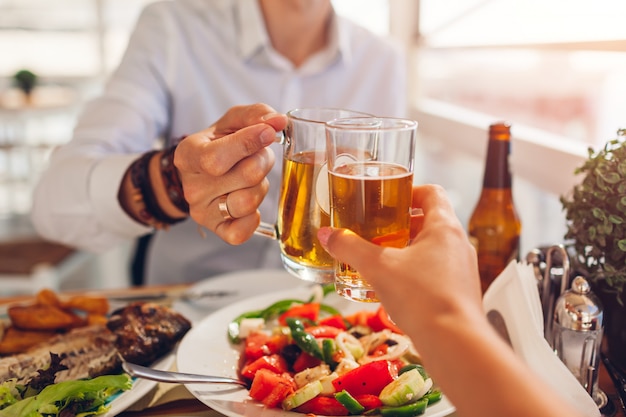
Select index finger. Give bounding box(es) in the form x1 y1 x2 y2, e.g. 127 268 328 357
179 123 277 175
412 184 457 221
213 103 287 137
411 184 467 240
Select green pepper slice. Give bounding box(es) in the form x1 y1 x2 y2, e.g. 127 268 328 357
260 298 307 319
424 390 442 404
335 390 365 414
322 338 339 369
319 303 342 317
398 364 428 379
227 298 306 344
379 398 428 417
285 317 324 360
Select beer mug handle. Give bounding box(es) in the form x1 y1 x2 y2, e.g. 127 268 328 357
252 131 284 241
255 221 279 240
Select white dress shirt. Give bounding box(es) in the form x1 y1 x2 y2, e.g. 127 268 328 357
31 0 406 285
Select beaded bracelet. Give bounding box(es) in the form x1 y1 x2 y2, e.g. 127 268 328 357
129 150 184 229
160 143 189 214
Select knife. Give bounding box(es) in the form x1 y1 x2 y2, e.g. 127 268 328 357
106 289 237 303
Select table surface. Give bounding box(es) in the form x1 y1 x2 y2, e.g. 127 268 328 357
0 285 623 417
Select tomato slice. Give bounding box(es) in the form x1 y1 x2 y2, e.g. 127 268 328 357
244 331 271 360
344 310 375 327
367 305 404 334
249 368 295 408
294 396 349 416
371 343 389 357
389 359 406 376
265 333 291 355
331 360 395 397
306 325 343 339
319 314 348 330
278 303 320 325
292 351 322 373
354 394 383 411
241 354 289 380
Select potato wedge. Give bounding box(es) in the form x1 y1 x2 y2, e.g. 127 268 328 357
35 288 63 308
62 295 110 316
86 314 108 326
0 326 56 355
8 304 86 331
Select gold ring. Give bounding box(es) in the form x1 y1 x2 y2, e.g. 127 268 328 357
217 194 233 221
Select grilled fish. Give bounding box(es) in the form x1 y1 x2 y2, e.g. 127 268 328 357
0 302 191 386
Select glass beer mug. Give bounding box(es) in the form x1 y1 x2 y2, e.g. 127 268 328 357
255 108 372 284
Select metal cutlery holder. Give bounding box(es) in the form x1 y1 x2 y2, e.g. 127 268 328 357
526 244 607 408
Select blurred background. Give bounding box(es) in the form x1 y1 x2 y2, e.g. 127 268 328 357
1 0 625 292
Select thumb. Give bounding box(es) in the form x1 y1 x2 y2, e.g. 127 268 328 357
318 227 385 278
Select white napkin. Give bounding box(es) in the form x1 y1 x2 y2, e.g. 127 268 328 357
483 260 600 417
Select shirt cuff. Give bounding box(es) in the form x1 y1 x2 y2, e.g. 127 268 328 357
89 154 153 237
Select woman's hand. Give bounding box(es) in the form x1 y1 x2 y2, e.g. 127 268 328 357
317 185 586 417
175 103 287 244
317 184 484 339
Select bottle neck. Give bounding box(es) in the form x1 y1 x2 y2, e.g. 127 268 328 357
482 138 512 189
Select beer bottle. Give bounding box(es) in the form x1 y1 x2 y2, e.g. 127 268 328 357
468 121 521 294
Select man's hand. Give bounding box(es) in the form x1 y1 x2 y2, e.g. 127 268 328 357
175 103 287 244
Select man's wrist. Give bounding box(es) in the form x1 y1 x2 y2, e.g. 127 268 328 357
118 145 188 230
158 143 190 215
148 147 188 219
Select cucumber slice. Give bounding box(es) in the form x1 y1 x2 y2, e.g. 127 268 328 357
379 369 426 407
294 364 330 388
319 372 339 395
282 380 323 410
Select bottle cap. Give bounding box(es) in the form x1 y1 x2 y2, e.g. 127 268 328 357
489 121 511 140
553 276 603 331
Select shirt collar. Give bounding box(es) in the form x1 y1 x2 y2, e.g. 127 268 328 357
236 0 269 59
235 0 351 72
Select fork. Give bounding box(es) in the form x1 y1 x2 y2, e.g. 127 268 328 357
122 361 248 387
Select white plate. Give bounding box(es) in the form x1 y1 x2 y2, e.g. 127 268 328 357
176 286 456 417
173 269 309 323
104 352 175 416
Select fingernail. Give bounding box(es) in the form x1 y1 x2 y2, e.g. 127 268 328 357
260 127 275 145
262 112 281 121
317 227 332 248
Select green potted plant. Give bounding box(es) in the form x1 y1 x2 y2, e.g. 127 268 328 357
12 69 38 100
560 128 626 373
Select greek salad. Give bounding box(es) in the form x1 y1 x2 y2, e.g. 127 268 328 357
228 285 442 417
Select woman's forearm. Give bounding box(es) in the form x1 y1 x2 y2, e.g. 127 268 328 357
411 311 585 417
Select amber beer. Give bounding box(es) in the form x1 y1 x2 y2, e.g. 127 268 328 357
326 116 417 302
330 161 413 300
255 108 374 283
277 150 333 272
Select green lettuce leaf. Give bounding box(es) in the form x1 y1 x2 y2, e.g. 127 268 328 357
0 374 132 417
0 380 21 410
